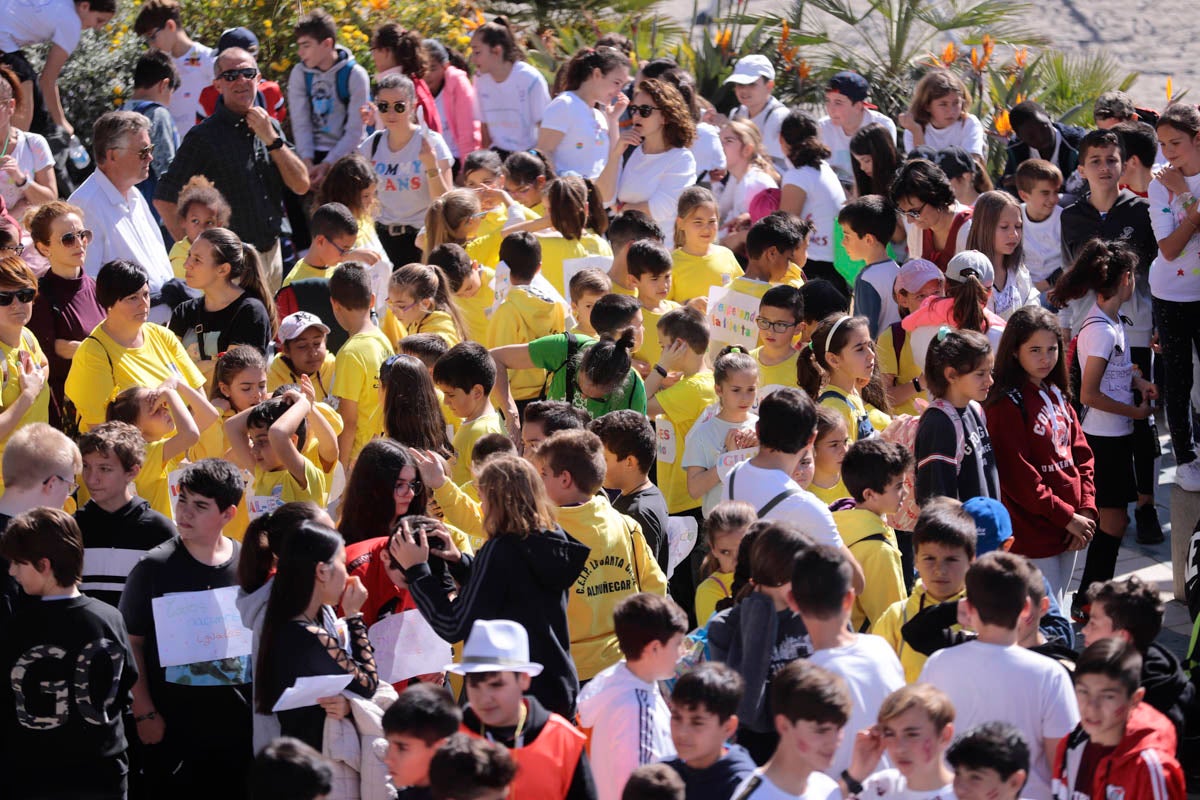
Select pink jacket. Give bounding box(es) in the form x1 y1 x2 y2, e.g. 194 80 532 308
438 65 482 159
900 294 1006 332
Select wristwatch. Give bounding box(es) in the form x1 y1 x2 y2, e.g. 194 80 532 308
654 364 668 378
912 376 922 392
841 769 864 796
265 137 285 152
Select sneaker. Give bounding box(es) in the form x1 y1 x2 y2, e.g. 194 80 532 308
1176 458 1200 492
1135 504 1164 544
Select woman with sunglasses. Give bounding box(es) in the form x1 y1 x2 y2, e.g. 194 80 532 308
359 72 454 268
25 201 104 429
0 255 48 474
597 78 697 248
889 157 973 272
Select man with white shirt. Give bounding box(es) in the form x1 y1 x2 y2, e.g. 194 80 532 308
818 71 898 187
69 111 174 323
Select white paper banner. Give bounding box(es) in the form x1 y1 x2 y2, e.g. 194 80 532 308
666 516 699 579
706 286 761 350
368 609 453 684
715 446 759 480
152 586 254 668
655 415 678 464
561 254 613 297
272 674 354 712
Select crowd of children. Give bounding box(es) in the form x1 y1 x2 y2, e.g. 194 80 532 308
0 2 1198 798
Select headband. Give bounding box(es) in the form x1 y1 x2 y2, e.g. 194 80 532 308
824 315 851 355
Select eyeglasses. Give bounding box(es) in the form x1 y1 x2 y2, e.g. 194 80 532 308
375 100 406 114
629 104 660 118
755 316 797 333
117 145 155 161
395 478 424 495
140 27 161 42
59 230 93 246
43 474 77 493
218 68 259 82
388 297 418 313
0 288 36 306
899 202 927 221
0 243 23 256
326 238 351 257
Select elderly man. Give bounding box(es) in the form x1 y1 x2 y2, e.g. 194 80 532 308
69 110 175 323
154 47 309 293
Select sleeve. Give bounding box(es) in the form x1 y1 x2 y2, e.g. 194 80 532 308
695 578 726 626
964 115 986 158
986 399 1078 528
155 130 209 204
915 410 962 504
65 337 117 429
645 150 697 226
790 497 843 548
1041 666 1081 738
51 18 82 54
430 131 452 164
654 381 693 426
157 326 205 389
527 334 568 371
680 419 718 470
876 327 900 378
149 107 176 178
328 66 371 163
449 69 482 158
403 540 508 645
855 277 884 339
287 65 315 160
1076 320 1116 366
82 213 110 276
898 600 966 655
300 616 378 699
27 292 55 358
630 519 668 596
26 133 53 172
432 481 485 545
566 749 600 800
627 373 647 415
1069 406 1097 513
117 558 154 636
857 544 907 627
1148 179 1179 244
627 501 666 572
1130 749 1186 800
540 95 571 133
595 694 655 800
902 128 915 154
167 300 193 340
331 350 365 403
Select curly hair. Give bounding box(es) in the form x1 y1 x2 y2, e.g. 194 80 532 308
779 109 830 169
636 79 695 150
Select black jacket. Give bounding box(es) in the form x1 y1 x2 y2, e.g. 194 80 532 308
1142 641 1195 749
404 526 589 718
665 743 757 800
1060 189 1158 275
1004 121 1087 185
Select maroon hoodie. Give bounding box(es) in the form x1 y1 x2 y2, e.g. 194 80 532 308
985 380 1096 559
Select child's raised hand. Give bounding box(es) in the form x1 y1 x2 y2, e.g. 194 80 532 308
16 352 44 399
408 447 449 490
298 374 317 405
847 726 884 786
898 111 919 132
657 339 691 373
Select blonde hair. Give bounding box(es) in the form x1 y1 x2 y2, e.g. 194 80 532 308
910 70 971 127
389 263 468 343
2 423 81 491
877 683 955 731
422 189 481 260
674 185 719 251
477 456 557 538
721 119 780 184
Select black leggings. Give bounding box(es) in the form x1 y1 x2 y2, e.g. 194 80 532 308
1153 298 1200 464
1130 346 1160 496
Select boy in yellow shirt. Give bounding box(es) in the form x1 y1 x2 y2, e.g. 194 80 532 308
105 380 218 519
869 497 975 682
432 342 507 487
567 267 611 337
226 390 327 516
605 209 664 296
281 203 359 287
486 232 566 420
751 285 803 392
330 263 394 470
729 213 809 299
428 243 495 345
628 240 680 376
267 311 337 404
831 437 911 632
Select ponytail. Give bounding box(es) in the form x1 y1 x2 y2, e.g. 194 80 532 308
473 17 524 63
579 327 636 396
197 227 279 335
1050 238 1136 306
949 275 989 333
422 189 481 260
582 177 608 236
546 176 588 240
390 263 468 343
562 45 631 92
235 501 325 593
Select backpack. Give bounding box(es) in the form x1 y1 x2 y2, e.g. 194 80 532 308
726 460 801 517
303 54 359 108
818 387 876 442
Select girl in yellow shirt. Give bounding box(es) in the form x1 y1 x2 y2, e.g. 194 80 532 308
0 257 50 475
809 406 851 505
693 501 755 625
669 186 744 302
387 264 468 347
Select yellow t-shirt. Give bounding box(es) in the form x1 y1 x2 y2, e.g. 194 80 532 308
281 257 333 287
191 407 233 462
809 478 850 506
303 401 344 485
251 456 327 514
534 232 612 296
486 286 566 401
655 371 717 514
450 410 506 486
406 310 461 347
267 352 338 405
66 323 206 432
0 329 50 450
669 246 744 303
876 324 925 417
819 385 890 444
169 238 190 280
137 438 187 519
633 301 681 368
331 327 394 463
695 570 734 626
454 266 496 344
466 205 543 267
751 346 799 392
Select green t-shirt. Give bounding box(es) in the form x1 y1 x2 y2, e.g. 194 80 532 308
527 333 647 417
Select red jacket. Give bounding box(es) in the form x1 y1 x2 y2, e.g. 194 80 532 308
1052 702 1185 800
344 536 416 627
985 381 1096 559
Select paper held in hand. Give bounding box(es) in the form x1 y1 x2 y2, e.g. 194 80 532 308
369 609 453 683
272 674 355 712
706 286 761 350
152 586 253 668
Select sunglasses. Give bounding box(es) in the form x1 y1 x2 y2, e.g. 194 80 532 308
629 104 660 118
218 68 259 82
0 288 36 306
755 316 797 333
60 230 93 246
394 478 424 495
119 145 155 161
899 202 927 221
375 100 406 114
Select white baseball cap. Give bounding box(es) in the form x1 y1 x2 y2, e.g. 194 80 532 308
725 55 775 85
278 311 331 343
446 619 544 676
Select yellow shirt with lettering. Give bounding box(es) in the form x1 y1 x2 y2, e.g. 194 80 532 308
251 455 327 514
654 370 717 514
137 438 187 519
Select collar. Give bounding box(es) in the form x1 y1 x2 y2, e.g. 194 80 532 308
213 99 251 128
94 167 136 207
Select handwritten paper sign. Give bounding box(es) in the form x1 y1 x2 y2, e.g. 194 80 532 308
368 609 453 684
167 468 185 517
272 674 354 712
666 516 699 579
561 254 613 296
152 586 253 668
715 446 759 481
248 494 284 520
706 286 761 350
655 415 678 464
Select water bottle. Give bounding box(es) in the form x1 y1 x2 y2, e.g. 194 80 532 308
68 135 90 169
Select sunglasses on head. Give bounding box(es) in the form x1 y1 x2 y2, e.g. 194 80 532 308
60 230 93 246
375 100 406 114
0 288 36 306
629 104 660 118
218 67 259 82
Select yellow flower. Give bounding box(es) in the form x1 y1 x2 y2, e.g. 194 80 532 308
369 0 388 10
941 42 958 66
263 17 272 26
994 109 1012 136
1167 76 1174 103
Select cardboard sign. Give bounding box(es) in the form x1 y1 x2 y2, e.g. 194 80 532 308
655 416 678 464
706 286 761 349
666 516 699 579
152 586 253 668
368 609 453 683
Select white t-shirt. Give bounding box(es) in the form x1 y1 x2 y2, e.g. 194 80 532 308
918 641 1079 800
616 146 697 249
474 61 550 153
810 634 905 779
693 121 726 176
1021 204 1062 284
681 410 758 516
1075 304 1135 437
1148 170 1200 302
721 461 843 548
781 162 847 262
902 114 985 158
359 129 452 228
733 96 790 171
169 42 216 139
856 769 956 800
0 129 52 210
734 768 842 800
716 167 778 227
819 108 898 185
540 90 609 179
0 0 81 53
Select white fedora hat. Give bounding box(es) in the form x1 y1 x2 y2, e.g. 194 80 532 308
446 619 544 676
